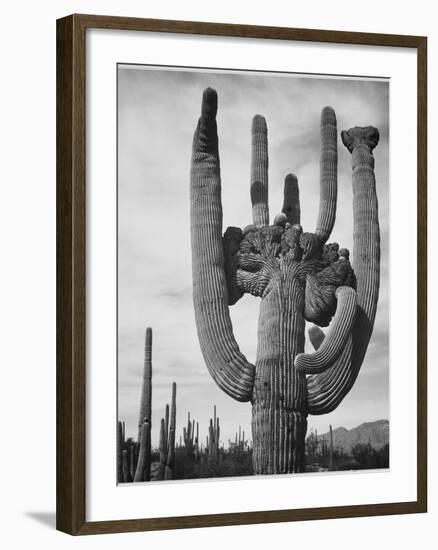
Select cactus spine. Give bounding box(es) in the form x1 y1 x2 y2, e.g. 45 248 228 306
190 88 380 474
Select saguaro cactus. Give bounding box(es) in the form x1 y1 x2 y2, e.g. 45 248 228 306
129 444 135 480
190 88 380 474
117 420 124 483
137 327 152 480
122 449 130 482
157 383 177 480
165 382 177 480
207 406 220 459
183 412 195 459
329 424 334 471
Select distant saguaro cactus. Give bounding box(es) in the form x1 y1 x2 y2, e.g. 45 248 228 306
183 412 196 459
137 327 152 480
129 444 135 480
207 405 220 459
122 449 130 482
164 382 177 480
117 420 124 483
190 88 380 474
329 424 334 471
157 383 178 480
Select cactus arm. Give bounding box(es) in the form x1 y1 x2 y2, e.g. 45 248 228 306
190 88 255 402
282 173 300 225
304 256 356 327
295 286 357 374
250 115 269 227
308 325 325 350
307 126 380 415
315 107 338 243
306 342 353 414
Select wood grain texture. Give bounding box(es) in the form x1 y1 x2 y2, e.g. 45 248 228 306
56 14 86 535
416 37 427 514
56 13 427 535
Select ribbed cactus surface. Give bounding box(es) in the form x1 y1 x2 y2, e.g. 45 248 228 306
316 107 338 243
190 89 381 474
136 327 152 481
250 115 269 227
138 328 152 440
295 286 357 374
134 420 151 482
207 405 220 459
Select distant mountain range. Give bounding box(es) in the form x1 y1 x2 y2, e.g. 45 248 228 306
318 420 389 452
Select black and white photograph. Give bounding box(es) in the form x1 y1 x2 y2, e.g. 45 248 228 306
116 65 389 483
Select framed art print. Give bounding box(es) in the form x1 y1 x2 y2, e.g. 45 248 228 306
56 14 427 535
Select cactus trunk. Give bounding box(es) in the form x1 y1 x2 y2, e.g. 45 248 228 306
329 424 334 470
252 280 308 473
122 449 130 482
134 420 151 482
129 444 135 480
158 418 167 480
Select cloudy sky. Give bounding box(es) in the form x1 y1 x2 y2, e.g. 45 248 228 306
117 65 389 449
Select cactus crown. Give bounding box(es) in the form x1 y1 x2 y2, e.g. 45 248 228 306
224 220 355 327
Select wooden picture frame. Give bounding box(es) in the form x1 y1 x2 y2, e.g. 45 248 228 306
56 13 427 535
